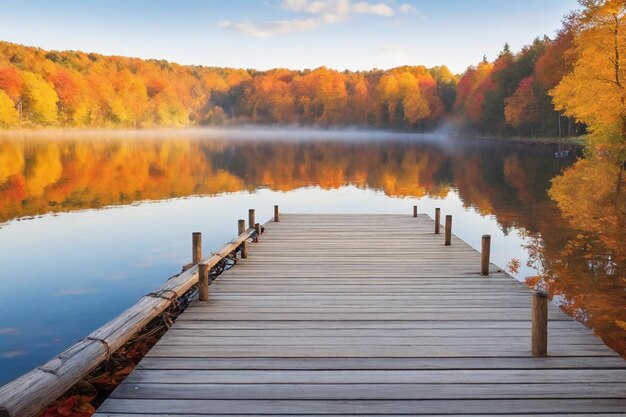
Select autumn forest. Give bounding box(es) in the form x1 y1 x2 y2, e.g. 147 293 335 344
0 35 577 138
0 0 619 146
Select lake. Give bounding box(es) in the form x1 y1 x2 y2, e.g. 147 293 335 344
0 128 623 385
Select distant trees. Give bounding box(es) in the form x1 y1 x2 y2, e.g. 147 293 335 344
454 32 580 137
0 41 455 129
454 0 626 144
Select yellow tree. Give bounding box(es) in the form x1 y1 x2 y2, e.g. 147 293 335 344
403 87 430 126
20 71 59 125
112 69 148 127
376 73 400 124
0 90 18 127
551 0 626 165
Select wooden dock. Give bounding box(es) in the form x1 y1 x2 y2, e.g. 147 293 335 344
95 213 626 416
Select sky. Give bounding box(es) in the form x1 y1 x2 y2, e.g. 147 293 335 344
0 0 578 74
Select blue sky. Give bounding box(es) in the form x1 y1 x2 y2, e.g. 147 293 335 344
0 0 578 73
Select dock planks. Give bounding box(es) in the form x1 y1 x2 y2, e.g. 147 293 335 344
95 213 626 416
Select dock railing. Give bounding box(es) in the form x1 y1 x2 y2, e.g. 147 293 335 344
0 211 263 417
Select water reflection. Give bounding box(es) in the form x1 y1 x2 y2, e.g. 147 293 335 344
0 130 623 384
0 134 572 223
526 156 625 354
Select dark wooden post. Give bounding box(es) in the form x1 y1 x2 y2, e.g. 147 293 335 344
238 219 248 259
413 205 417 217
274 205 280 222
444 215 452 246
192 232 202 264
254 223 261 242
481 234 491 276
198 263 209 301
248 209 255 229
435 208 441 234
532 291 548 357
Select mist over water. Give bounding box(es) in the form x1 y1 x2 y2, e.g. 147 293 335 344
0 124 460 144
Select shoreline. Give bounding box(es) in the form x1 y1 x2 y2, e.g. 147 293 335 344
461 133 585 146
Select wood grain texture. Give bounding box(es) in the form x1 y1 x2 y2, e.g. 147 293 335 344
96 213 626 416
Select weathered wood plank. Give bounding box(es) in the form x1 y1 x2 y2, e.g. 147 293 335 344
96 399 626 415
145 344 618 357
110 382 626 400
173 312 573 321
167 319 587 329
123 369 626 384
136 356 626 370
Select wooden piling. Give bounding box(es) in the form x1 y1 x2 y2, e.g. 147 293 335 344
435 208 441 234
238 219 248 259
481 234 491 276
444 215 452 246
192 232 202 264
532 291 548 357
248 209 256 229
198 263 209 301
413 205 417 217
238 219 245 235
254 223 261 242
274 205 280 222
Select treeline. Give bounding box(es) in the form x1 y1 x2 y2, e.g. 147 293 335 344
0 41 456 129
454 34 580 137
456 0 626 156
0 32 593 138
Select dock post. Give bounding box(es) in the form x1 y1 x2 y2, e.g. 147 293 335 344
249 209 256 229
198 263 209 301
413 205 417 217
532 291 548 357
435 208 441 234
254 223 261 242
481 234 491 276
192 232 202 264
444 215 452 246
238 219 248 259
274 205 280 222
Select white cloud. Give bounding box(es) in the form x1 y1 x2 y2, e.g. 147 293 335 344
282 0 350 14
222 0 394 37
352 2 394 17
399 3 418 14
221 18 324 38
281 0 309 11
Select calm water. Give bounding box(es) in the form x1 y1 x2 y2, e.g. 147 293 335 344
0 128 623 384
